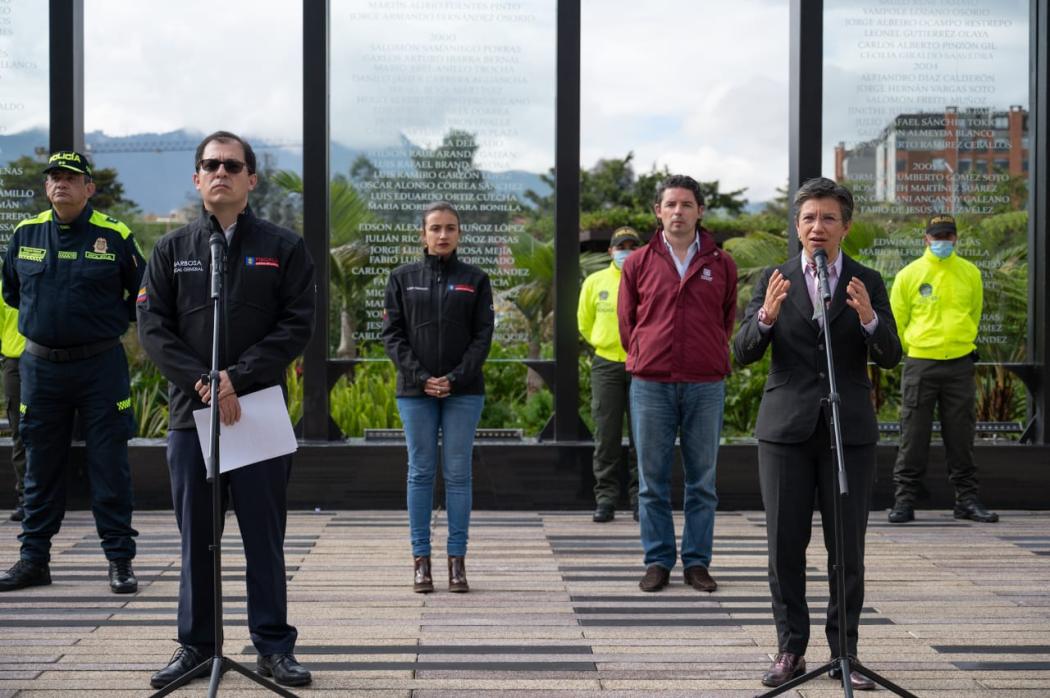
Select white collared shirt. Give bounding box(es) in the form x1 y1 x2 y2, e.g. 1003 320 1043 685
662 230 700 278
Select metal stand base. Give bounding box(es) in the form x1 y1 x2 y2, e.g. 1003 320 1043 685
758 656 918 697
151 655 299 698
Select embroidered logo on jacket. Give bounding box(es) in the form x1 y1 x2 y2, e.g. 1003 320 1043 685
174 259 204 273
17 247 46 262
246 256 280 268
701 267 714 282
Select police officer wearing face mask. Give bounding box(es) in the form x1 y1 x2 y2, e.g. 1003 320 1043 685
577 227 641 523
888 214 998 524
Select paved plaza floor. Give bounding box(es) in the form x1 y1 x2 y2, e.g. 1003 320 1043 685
0 508 1048 696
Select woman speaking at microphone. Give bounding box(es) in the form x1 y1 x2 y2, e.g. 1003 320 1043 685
382 201 494 594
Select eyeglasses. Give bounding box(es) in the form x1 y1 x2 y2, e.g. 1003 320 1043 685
198 158 248 174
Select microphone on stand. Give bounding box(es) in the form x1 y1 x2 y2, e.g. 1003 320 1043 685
209 232 227 299
812 247 833 304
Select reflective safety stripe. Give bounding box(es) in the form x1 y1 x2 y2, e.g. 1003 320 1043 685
117 398 131 411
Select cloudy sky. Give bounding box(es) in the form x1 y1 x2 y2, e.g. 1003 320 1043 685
0 0 1032 204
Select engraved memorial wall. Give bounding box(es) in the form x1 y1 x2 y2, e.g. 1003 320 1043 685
332 0 556 356
0 0 47 255
824 0 1030 361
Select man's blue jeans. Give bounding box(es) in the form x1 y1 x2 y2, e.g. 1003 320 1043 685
630 377 724 571
397 394 485 558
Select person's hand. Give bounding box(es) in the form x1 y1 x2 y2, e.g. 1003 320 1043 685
846 277 875 325
424 376 452 399
760 269 791 324
194 370 241 425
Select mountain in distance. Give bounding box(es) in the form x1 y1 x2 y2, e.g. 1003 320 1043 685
0 129 550 217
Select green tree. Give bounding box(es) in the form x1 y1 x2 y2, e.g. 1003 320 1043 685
274 170 376 358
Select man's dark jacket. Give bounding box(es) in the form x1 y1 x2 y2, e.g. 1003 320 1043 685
733 253 901 445
137 207 315 429
382 250 494 397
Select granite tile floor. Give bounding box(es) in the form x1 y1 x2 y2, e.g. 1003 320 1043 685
0 508 1048 696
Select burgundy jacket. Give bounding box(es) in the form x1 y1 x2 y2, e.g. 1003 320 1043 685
618 228 737 382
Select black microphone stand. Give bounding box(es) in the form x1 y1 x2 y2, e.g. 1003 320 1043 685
152 232 297 698
758 249 916 698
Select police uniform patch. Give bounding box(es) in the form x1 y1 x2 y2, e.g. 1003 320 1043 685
94 237 108 254
919 283 933 297
17 246 46 262
58 250 78 260
598 290 609 300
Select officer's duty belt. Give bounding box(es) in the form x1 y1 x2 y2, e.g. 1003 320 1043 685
24 338 121 363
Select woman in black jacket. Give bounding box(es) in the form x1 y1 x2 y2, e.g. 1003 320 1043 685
381 201 494 593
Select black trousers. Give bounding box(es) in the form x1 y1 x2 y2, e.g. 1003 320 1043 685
18 346 137 563
590 356 637 506
168 428 297 656
893 355 979 505
758 418 875 657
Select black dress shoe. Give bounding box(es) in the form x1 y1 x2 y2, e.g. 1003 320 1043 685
0 559 51 592
829 660 876 690
638 564 670 592
150 645 209 689
258 653 312 686
9 505 24 522
762 652 805 688
888 502 914 523
109 559 137 594
592 504 614 523
954 499 999 523
683 565 717 592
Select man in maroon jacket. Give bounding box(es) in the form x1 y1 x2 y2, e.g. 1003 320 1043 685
618 174 738 593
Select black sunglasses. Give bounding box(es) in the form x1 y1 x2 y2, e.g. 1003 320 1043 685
198 158 248 174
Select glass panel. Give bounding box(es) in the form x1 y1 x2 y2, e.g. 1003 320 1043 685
84 2 303 436
824 0 1030 426
84 1 303 258
331 0 557 360
0 0 49 255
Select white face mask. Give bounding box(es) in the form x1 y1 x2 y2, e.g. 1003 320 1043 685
612 249 633 269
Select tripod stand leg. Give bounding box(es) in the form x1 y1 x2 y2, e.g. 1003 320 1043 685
149 657 214 697
221 657 302 697
851 659 920 697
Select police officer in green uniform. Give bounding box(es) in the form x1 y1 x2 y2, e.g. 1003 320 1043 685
888 214 998 524
0 286 26 522
0 151 144 593
578 227 641 522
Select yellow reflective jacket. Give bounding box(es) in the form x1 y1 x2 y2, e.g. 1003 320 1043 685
890 247 982 360
577 261 627 363
0 280 24 359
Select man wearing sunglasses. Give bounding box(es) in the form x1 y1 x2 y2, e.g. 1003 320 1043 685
138 131 316 689
0 150 144 595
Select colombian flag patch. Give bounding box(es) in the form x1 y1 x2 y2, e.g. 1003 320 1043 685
246 256 280 268
136 286 148 303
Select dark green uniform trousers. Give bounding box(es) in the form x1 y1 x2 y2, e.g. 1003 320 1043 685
590 356 638 507
893 354 980 505
2 357 25 508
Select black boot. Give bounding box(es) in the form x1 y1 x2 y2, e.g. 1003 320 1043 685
109 559 138 594
0 559 51 592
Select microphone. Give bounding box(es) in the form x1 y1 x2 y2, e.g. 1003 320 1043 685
812 248 832 303
209 232 227 299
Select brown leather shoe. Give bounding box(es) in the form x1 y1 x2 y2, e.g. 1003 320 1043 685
413 556 433 593
448 556 469 593
683 565 717 592
829 661 876 690
762 652 805 688
638 564 670 592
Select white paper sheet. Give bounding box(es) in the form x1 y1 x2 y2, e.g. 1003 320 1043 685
192 385 298 475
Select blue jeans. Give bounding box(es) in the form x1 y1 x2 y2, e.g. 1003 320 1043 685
397 394 485 557
631 377 724 570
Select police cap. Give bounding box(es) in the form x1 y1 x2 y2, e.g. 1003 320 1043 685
43 151 93 178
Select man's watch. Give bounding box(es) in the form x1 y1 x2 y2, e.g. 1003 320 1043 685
757 307 772 324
